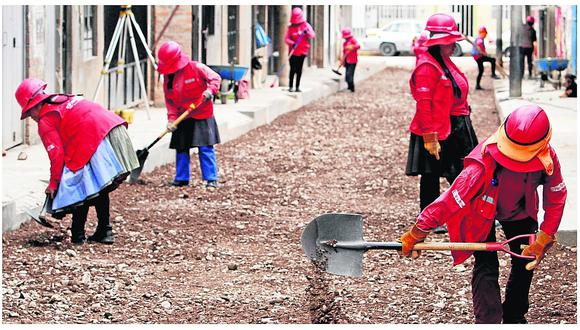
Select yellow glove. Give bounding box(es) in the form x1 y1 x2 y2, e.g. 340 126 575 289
400 225 429 259
522 230 556 270
423 132 441 160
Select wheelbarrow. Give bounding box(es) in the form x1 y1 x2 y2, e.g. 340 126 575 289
535 58 569 89
301 213 537 277
208 61 249 104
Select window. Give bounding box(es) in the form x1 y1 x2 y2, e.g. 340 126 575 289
82 6 97 58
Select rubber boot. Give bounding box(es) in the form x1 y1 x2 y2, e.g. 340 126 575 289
71 206 88 245
88 194 114 244
88 225 114 244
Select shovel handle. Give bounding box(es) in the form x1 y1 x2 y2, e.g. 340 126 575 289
146 101 201 151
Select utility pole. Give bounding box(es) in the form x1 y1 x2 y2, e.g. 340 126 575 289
496 5 503 66
509 5 523 97
278 5 290 87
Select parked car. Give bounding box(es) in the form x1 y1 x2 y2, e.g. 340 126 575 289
361 20 424 56
362 19 475 57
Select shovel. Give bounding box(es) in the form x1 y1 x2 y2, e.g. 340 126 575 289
129 100 203 183
26 195 55 229
300 213 536 277
331 50 354 76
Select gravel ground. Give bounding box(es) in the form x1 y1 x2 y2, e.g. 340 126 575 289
2 65 576 324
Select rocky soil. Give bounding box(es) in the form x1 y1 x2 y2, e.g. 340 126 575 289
3 64 576 324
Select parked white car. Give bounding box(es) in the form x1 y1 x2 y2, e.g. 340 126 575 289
362 19 472 57
361 20 424 56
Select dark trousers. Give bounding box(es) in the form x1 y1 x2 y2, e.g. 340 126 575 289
476 56 497 87
520 47 533 77
71 192 111 239
419 174 456 210
472 217 538 324
345 63 357 91
289 55 306 89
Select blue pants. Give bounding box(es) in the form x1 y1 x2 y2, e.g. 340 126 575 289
175 146 218 182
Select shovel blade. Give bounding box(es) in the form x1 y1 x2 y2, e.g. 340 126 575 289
128 148 149 183
301 213 366 277
26 197 55 229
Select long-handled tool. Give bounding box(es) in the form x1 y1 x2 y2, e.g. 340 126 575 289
331 49 354 76
270 30 307 88
129 101 202 183
301 213 536 277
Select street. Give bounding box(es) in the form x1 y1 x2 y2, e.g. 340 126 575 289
2 64 576 324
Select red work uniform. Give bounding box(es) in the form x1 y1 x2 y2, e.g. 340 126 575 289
284 22 315 56
37 95 125 191
163 61 221 122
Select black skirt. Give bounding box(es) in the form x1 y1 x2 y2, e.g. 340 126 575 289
405 115 478 180
169 116 221 151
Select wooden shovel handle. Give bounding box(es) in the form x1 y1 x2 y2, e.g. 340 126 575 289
161 102 200 138
413 242 489 251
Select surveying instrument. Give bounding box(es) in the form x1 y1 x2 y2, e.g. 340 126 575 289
93 5 157 119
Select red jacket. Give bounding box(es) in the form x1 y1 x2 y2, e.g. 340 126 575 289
37 95 126 190
416 142 567 265
342 37 360 64
163 61 221 121
285 22 315 56
409 53 455 140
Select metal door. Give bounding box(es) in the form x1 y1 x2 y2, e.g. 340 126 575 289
2 6 25 149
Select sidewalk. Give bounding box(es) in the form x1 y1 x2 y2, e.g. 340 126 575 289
2 56 388 232
493 77 577 245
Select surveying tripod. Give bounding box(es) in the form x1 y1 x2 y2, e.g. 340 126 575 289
93 5 157 119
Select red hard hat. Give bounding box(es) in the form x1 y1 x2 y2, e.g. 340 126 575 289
291 7 305 24
425 13 462 37
15 78 51 119
479 26 488 34
341 27 352 39
157 41 189 75
486 105 553 173
527 15 535 24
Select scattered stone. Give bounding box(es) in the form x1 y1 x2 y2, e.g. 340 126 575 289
227 263 238 271
161 301 171 309
17 152 27 160
65 249 77 257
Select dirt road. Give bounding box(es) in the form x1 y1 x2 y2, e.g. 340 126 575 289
3 66 576 324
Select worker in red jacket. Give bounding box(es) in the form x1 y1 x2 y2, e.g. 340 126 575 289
471 26 499 90
15 78 139 244
284 7 315 92
157 41 221 189
406 13 478 234
400 105 567 324
340 27 361 92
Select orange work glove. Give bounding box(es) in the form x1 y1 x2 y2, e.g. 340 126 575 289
423 132 441 160
400 225 429 259
522 230 556 270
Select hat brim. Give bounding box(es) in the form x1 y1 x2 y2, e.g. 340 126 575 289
423 34 465 47
486 144 545 173
20 93 51 119
157 53 189 75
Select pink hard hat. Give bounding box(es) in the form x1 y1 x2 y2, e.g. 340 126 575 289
423 13 465 47
341 27 353 39
527 15 535 24
290 7 305 25
157 41 189 75
479 26 488 34
485 105 553 174
15 78 52 119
